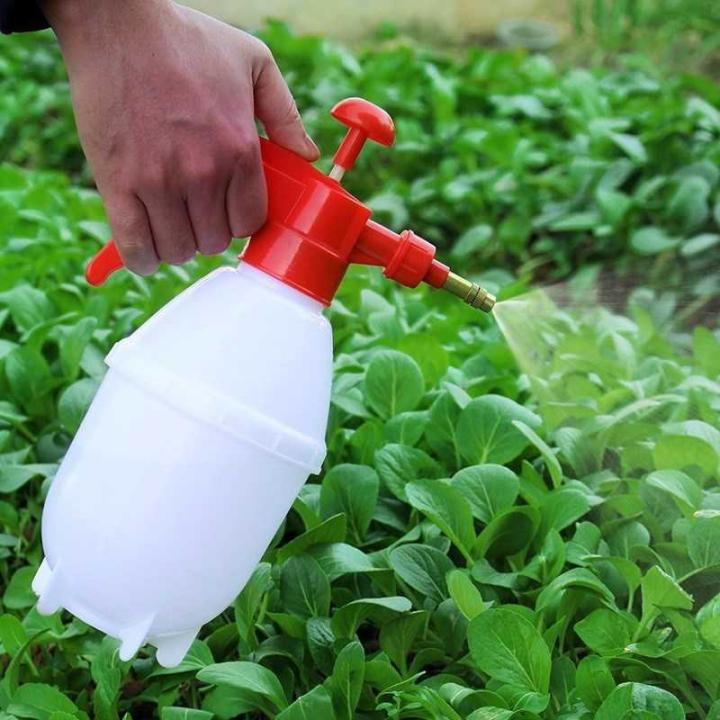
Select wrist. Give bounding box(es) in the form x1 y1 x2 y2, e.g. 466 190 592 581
41 0 173 51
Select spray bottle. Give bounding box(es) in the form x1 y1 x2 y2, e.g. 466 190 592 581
32 98 495 667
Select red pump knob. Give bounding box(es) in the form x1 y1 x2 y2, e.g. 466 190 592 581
330 98 395 178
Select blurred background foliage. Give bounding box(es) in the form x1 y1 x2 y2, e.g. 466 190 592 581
1 4 720 306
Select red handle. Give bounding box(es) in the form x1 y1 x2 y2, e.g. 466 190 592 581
86 240 124 286
330 98 395 173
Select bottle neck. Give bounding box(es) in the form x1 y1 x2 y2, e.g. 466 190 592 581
235 262 326 314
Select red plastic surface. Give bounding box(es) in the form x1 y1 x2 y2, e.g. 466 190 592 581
331 97 395 171
85 98 449 305
86 240 123 286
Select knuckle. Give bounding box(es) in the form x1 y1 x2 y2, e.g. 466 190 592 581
186 159 219 188
251 38 273 65
232 139 261 174
140 168 168 195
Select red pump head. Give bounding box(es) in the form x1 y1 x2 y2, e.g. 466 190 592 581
85 98 495 313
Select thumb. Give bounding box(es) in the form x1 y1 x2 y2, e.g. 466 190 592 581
253 47 320 161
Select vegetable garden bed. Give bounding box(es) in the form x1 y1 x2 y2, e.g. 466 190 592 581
0 22 719 720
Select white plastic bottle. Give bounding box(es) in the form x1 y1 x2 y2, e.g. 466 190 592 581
33 264 332 666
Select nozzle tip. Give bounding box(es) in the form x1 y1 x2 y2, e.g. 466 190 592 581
442 272 496 313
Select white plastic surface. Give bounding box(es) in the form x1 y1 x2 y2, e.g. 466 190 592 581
33 264 332 666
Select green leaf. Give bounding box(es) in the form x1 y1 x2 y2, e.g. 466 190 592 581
0 464 55 494
653 436 718 480
555 426 601 477
512 420 562 488
425 391 465 462
201 685 260 718
331 596 411 638
457 395 541 464
308 543 374 581
90 636 124 720
682 232 720 257
374 443 442 501
396 335 450 387
57 378 99 434
306 618 335 676
688 516 720 569
451 224 493 259
161 709 214 720
5 348 53 408
693 327 720 376
279 555 331 618
0 613 28 656
575 609 636 656
59 317 97 380
329 641 364 720
630 226 678 255
697 594 720 649
364 350 424 418
608 132 646 162
645 470 702 513
680 650 720 698
539 488 591 534
606 521 650 559
446 569 485 620
8 683 78 720
473 506 539 559
521 529 565 584
234 563 272 645
277 514 347 562
197 661 288 712
536 568 614 614
595 682 684 720
276 686 334 720
384 411 429 446
379 610 428 672
576 655 616 711
3 566 37 610
641 566 693 626
668 175 710 232
550 655 575 710
468 608 551 697
596 188 632 226
388 543 453 604
151 640 214 676
451 464 519 524
319 464 378 541
405 479 475 558
0 286 53 333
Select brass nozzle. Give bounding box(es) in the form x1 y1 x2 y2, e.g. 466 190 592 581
442 272 496 312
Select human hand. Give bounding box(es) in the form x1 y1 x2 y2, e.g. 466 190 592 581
42 0 319 274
